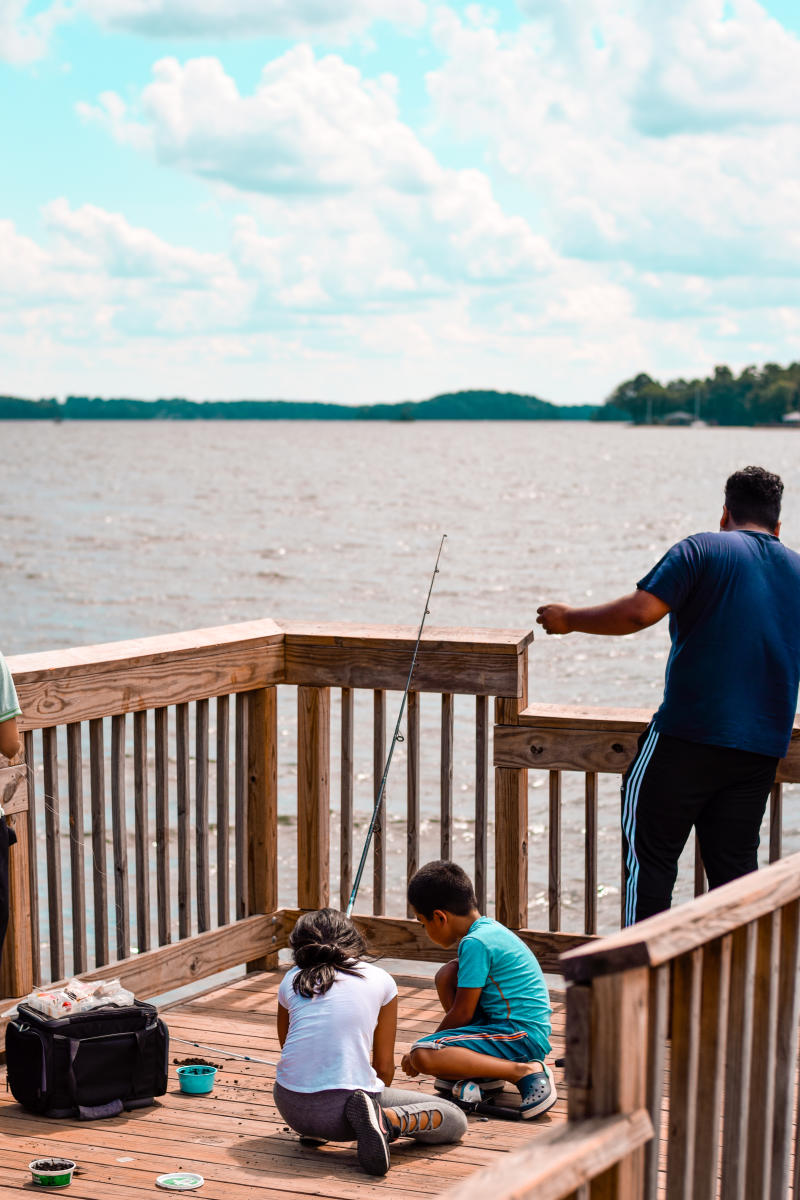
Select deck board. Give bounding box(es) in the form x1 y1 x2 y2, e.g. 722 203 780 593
0 970 567 1198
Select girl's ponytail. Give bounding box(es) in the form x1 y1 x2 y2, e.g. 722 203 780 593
289 908 369 997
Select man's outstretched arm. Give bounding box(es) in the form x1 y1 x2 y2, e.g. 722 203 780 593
536 589 670 636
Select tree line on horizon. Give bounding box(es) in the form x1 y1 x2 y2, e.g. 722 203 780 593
602 362 800 425
1 363 798 423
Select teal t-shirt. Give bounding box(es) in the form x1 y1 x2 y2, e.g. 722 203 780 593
457 916 551 1050
0 653 20 725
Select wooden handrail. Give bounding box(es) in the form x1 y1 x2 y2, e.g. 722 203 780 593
561 850 800 982
443 1109 653 1200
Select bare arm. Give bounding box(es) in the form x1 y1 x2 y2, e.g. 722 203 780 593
435 986 482 1032
372 996 398 1087
277 1001 289 1048
536 590 670 637
0 717 20 760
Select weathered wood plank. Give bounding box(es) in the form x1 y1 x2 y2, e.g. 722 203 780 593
195 699 210 933
561 850 800 981
495 725 639 774
235 693 248 921
23 731 40 983
0 756 34 997
692 935 731 1199
644 965 669 1200
584 773 598 936
720 922 756 1200
110 713 130 961
42 726 64 981
406 691 420 918
10 620 284 731
216 694 230 926
549 770 562 933
133 709 150 954
89 718 108 967
0 764 27 816
441 693 453 860
297 687 330 910
283 624 530 696
154 706 170 946
474 695 488 914
176 702 191 940
771 900 800 1200
769 782 782 862
247 687 278 970
746 910 780 1199
340 687 354 912
66 723 87 974
442 1110 653 1200
373 689 386 916
666 949 701 1200
565 982 592 1122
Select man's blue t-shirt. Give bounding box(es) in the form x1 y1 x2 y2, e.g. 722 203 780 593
638 530 800 758
457 916 551 1050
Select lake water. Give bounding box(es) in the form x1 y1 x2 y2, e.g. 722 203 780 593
2 421 799 946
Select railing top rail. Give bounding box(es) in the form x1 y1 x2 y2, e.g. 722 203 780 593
561 850 800 982
518 702 800 735
7 620 533 729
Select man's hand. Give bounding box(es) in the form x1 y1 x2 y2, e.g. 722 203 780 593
536 604 572 635
401 1052 419 1077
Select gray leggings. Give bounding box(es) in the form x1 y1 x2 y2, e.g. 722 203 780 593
273 1081 468 1145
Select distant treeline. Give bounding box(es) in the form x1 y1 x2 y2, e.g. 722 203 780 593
0 390 599 422
603 362 800 425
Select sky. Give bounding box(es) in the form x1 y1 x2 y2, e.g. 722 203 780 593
1 0 799 406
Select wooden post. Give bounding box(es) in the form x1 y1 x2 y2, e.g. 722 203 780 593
0 762 34 998
247 687 278 971
297 686 330 910
494 648 528 929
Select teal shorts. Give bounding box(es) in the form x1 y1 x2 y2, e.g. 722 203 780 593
411 1023 548 1064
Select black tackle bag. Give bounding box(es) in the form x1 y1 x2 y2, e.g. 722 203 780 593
5 1000 169 1119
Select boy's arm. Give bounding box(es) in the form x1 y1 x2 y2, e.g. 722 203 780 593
435 986 482 1032
277 1001 289 1047
537 590 669 636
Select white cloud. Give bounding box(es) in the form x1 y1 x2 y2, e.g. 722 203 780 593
0 0 65 63
428 1 800 277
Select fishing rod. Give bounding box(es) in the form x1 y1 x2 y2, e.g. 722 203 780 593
346 534 447 919
171 1036 276 1066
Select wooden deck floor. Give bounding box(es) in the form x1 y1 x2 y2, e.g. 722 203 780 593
0 970 567 1199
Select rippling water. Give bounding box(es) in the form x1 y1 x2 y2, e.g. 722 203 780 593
3 421 799 940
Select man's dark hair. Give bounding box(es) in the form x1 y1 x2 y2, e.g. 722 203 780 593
724 466 783 530
407 860 478 919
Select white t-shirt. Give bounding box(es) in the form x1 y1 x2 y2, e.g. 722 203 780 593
276 962 397 1093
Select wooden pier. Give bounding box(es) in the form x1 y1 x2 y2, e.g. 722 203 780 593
1 619 799 1198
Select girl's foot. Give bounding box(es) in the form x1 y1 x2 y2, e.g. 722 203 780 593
345 1090 393 1176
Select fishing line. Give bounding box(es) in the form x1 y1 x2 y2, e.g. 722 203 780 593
171 1036 276 1066
346 534 447 919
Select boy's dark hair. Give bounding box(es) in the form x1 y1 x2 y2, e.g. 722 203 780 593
725 466 783 530
289 908 367 997
407 860 478 919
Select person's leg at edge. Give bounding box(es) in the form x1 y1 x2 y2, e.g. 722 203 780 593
434 959 458 1012
380 1086 467 1144
410 1044 540 1083
695 750 777 889
621 729 705 924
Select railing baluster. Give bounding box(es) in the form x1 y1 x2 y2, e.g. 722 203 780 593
746 911 781 1197
340 688 353 912
772 899 800 1200
440 693 453 860
694 837 707 896
644 964 669 1200
216 695 230 926
154 706 170 946
666 948 702 1198
23 730 41 983
196 698 210 933
247 686 278 969
769 782 782 862
692 935 731 1198
548 769 561 932
111 714 130 960
373 689 385 915
133 709 150 954
297 685 330 910
234 692 248 920
406 691 420 917
176 702 191 939
66 723 86 975
474 695 488 913
42 726 64 981
721 922 757 1199
89 718 108 967
584 772 597 936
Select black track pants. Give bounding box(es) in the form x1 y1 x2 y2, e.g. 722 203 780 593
620 726 778 926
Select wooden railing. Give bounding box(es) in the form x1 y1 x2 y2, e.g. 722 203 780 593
495 703 800 933
0 619 590 1009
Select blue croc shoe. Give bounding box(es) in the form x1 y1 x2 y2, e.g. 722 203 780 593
517 1065 557 1119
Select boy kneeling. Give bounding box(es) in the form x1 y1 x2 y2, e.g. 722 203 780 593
403 860 556 1119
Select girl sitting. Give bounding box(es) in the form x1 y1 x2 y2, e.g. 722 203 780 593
274 908 467 1176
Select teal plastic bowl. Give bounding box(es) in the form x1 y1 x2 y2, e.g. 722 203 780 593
177 1065 217 1095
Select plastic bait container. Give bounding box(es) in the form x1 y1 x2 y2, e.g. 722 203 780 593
29 1158 77 1187
177 1065 217 1094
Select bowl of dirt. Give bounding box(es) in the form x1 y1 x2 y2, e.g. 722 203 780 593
29 1158 77 1187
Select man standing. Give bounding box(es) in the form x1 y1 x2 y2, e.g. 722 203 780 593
536 466 800 925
